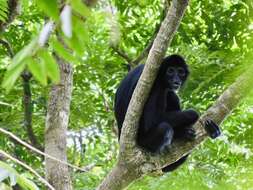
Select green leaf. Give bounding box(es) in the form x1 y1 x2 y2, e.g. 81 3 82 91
39 50 60 83
71 0 91 18
2 38 41 90
0 161 18 185
0 14 5 22
35 0 59 20
27 57 47 85
0 161 39 190
1 59 26 91
17 174 39 190
0 12 7 21
10 38 39 70
0 161 18 175
63 33 84 56
0 0 8 22
51 38 77 64
68 15 89 54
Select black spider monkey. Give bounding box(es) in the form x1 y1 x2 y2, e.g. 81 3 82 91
114 54 221 172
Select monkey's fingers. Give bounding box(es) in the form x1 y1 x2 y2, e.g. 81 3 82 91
204 119 221 139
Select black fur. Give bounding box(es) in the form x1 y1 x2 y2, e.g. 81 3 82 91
114 54 221 172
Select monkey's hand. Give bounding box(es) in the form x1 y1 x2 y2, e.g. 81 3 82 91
204 119 221 139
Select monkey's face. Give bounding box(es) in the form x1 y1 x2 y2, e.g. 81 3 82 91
165 66 186 91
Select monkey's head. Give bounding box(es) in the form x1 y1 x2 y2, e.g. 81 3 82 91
159 54 189 91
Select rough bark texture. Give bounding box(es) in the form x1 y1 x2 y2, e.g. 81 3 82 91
45 56 73 190
44 1 98 189
97 162 142 190
21 70 43 151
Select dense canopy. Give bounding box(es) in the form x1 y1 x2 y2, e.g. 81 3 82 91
0 0 253 189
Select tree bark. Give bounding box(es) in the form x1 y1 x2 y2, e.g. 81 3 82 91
97 162 142 190
44 1 99 189
45 56 73 190
21 70 43 151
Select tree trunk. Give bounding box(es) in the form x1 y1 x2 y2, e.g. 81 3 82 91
45 56 73 190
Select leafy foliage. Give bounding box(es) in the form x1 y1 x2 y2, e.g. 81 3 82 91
0 0 8 22
0 0 253 189
0 161 39 190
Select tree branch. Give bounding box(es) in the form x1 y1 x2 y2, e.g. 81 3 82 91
0 127 89 172
0 149 55 190
0 0 44 155
144 69 253 170
120 0 189 156
97 0 190 189
98 0 253 187
110 45 132 64
0 37 43 151
21 70 44 151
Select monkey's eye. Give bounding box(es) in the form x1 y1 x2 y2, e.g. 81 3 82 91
166 67 175 76
177 67 186 77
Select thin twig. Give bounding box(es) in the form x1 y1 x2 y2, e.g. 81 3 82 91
0 127 89 172
111 45 132 63
0 149 55 190
21 70 44 151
